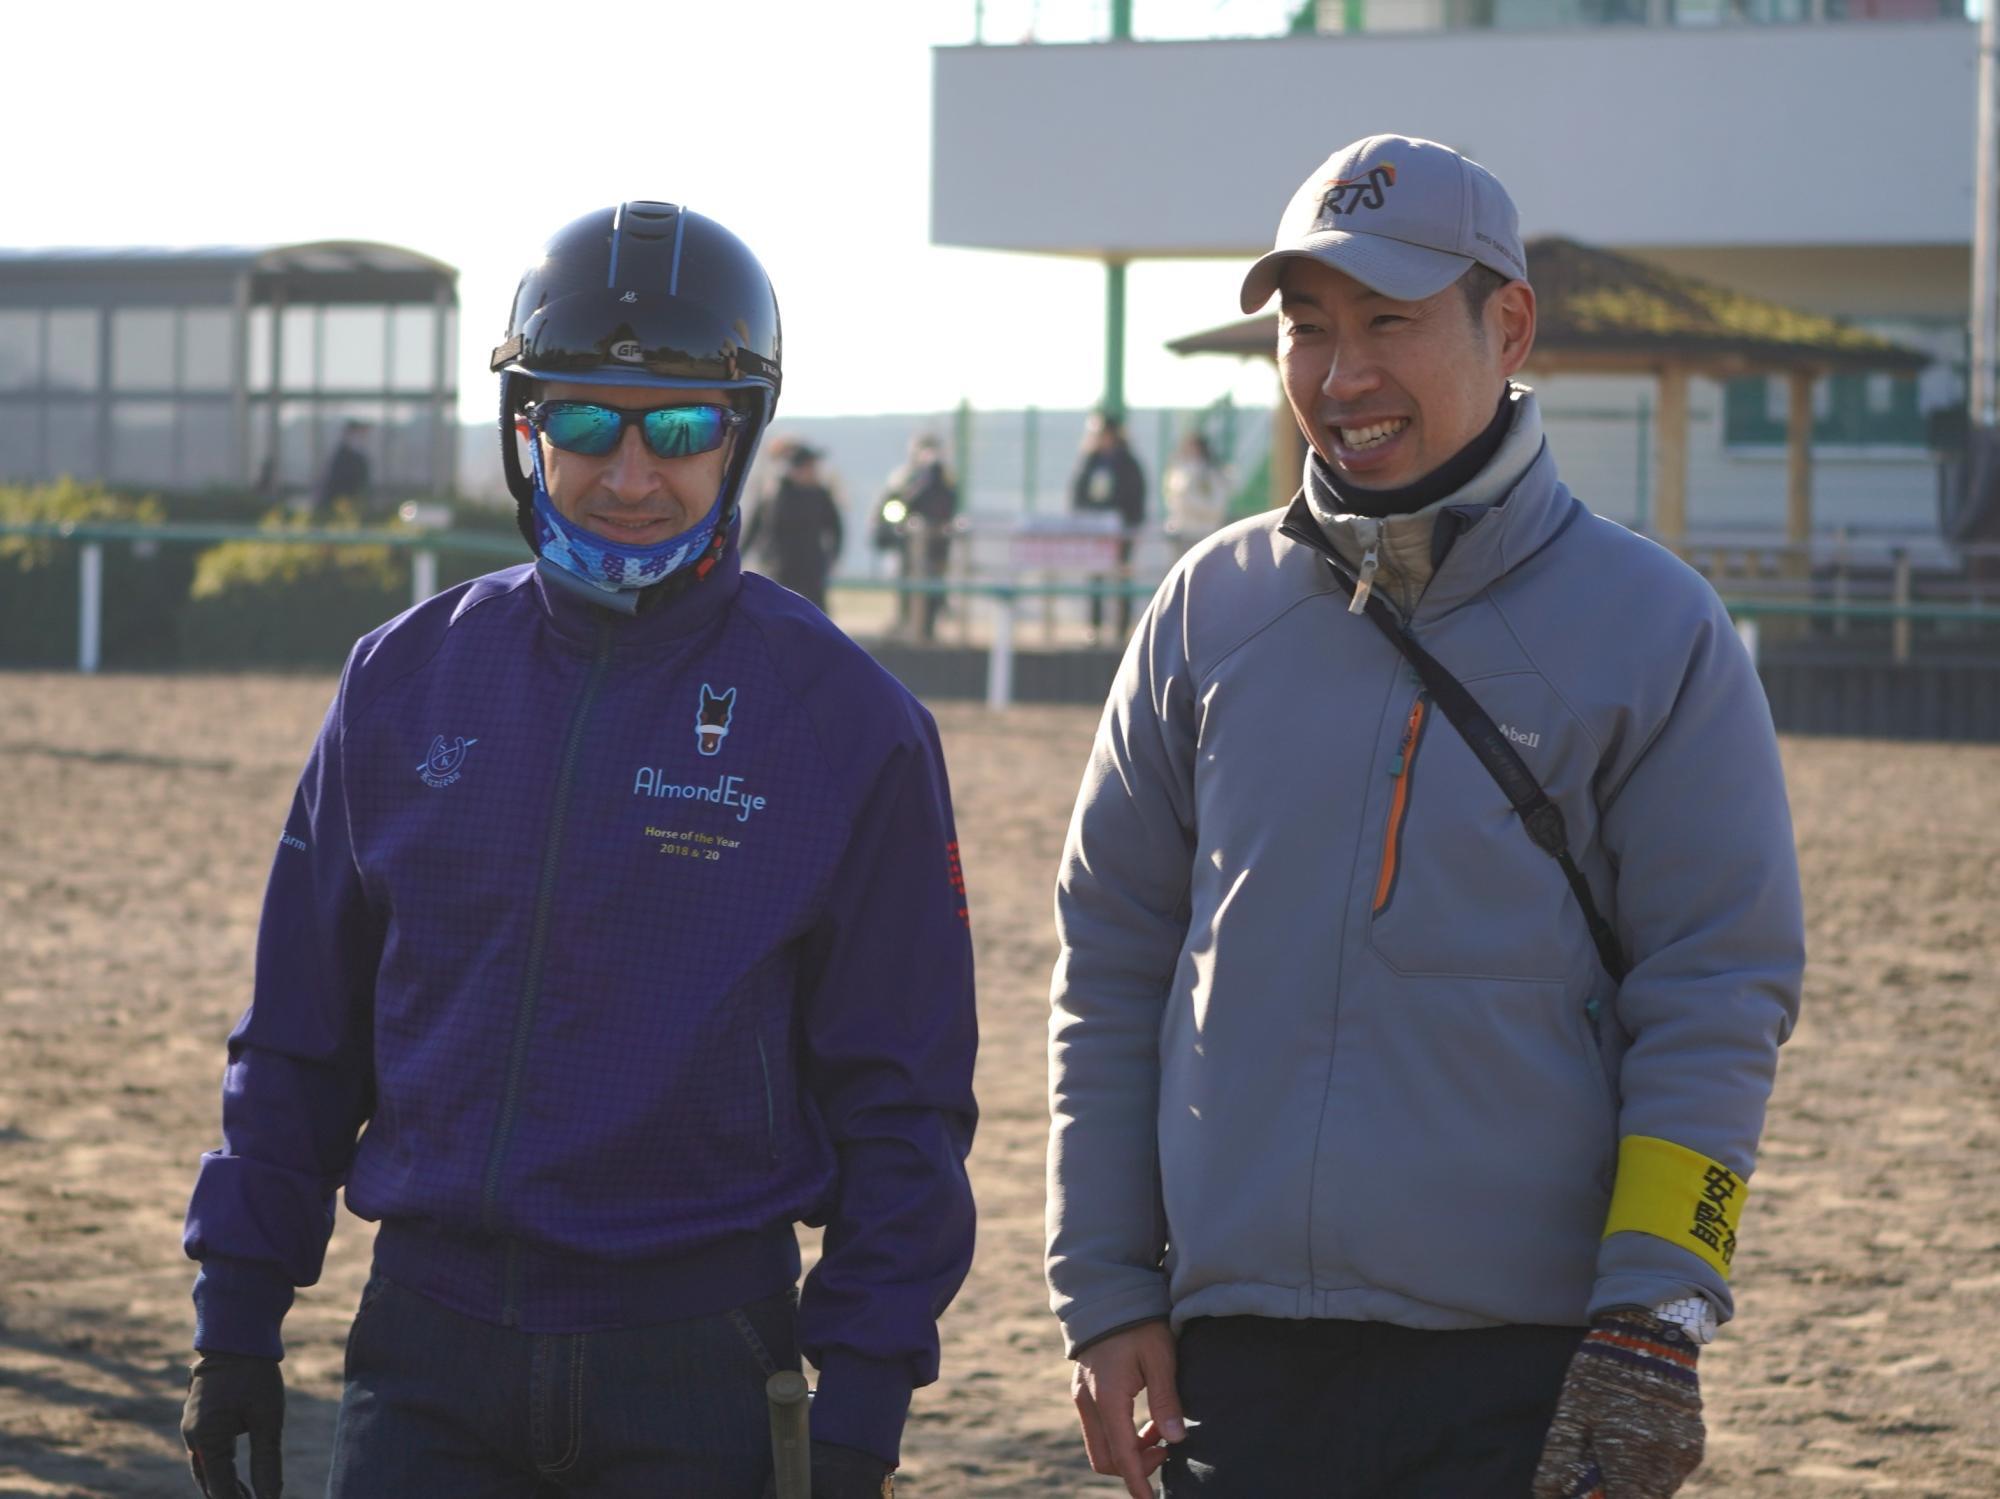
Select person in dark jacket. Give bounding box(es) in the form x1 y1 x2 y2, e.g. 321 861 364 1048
878 434 959 641
1068 410 1146 642
309 420 372 521
179 204 977 1499
744 442 845 611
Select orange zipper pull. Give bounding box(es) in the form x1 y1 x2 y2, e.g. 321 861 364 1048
1387 693 1425 776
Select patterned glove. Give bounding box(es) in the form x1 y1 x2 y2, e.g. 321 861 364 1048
1532 1309 1704 1499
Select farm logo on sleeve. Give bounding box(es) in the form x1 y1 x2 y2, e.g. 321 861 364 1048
947 840 968 926
417 734 479 789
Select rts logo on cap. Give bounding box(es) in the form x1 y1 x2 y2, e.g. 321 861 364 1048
1238 133 1528 312
1315 163 1397 225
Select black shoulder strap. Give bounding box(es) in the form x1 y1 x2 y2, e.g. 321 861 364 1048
1326 567 1630 983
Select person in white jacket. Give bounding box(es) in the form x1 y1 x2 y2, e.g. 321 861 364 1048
1162 431 1230 559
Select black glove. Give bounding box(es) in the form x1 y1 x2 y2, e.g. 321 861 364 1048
763 1440 894 1499
181 1352 285 1499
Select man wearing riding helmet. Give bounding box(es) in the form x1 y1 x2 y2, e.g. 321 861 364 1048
179 203 976 1499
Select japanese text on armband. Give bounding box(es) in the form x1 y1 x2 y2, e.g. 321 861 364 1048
1690 1164 1740 1266
1603 1135 1747 1280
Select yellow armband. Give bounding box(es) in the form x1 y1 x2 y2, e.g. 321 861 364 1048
1602 1135 1746 1279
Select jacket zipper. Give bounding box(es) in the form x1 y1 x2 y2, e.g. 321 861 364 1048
1348 518 1382 615
1372 692 1430 916
756 1034 778 1164
1279 500 1429 916
1277 503 1408 630
480 618 615 1324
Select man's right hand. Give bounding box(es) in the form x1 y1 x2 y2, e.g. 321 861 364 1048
1071 1320 1185 1499
181 1352 285 1498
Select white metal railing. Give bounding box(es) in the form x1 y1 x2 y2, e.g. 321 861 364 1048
1 520 522 676
13 518 2000 703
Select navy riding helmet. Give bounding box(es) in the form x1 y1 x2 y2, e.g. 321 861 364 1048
490 202 783 574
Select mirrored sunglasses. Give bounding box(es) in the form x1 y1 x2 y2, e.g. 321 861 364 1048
526 400 744 460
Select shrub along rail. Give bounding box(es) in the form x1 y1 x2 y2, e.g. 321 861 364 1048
1 521 525 672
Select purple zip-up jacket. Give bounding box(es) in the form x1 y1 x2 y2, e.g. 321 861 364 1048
183 547 978 1464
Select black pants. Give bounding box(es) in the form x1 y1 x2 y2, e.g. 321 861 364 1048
1162 1317 1584 1499
916 534 951 640
1088 535 1136 639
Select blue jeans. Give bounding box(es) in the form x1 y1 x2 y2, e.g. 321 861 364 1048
326 1274 799 1498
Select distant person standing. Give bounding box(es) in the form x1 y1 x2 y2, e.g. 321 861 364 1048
310 421 372 521
744 442 844 611
878 434 959 642
1162 431 1230 559
1069 411 1145 642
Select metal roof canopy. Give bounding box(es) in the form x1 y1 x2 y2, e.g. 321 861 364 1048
1168 236 1932 544
0 241 460 495
0 241 456 305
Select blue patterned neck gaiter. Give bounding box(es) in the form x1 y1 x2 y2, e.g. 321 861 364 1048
527 437 727 595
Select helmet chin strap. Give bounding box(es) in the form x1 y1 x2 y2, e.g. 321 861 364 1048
502 373 541 550
526 435 728 596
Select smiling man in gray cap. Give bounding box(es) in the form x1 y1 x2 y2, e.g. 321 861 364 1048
1046 134 1804 1497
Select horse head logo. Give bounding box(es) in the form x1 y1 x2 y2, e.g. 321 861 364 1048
696 684 736 756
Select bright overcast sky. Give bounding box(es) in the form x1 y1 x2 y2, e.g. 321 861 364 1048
6 0 1297 422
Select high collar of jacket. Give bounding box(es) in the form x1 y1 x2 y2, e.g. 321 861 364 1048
530 534 744 653
1302 384 1552 619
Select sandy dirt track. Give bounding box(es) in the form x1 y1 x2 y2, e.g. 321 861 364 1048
0 671 1995 1497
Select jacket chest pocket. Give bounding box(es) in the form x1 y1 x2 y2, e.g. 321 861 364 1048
1365 683 1588 984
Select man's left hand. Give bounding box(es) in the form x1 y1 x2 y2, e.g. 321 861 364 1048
1532 1310 1704 1499
762 1441 893 1499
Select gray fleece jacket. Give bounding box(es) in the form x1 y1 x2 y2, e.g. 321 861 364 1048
1047 389 1804 1356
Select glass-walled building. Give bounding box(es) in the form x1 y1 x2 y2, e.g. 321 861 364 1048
0 242 458 499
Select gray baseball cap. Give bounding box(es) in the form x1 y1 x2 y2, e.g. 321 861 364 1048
1239 134 1528 313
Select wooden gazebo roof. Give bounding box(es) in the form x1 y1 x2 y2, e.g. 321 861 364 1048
1166 236 1929 377
1171 236 1932 546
